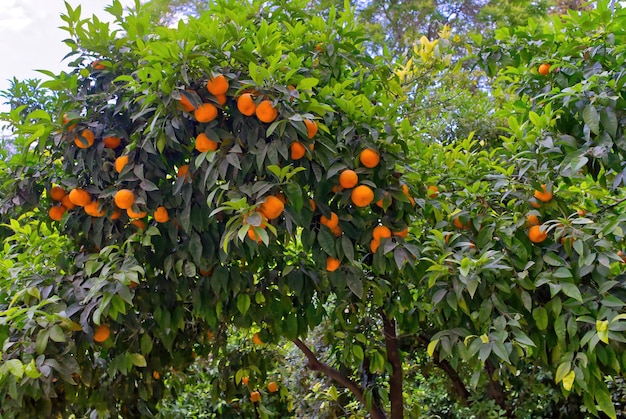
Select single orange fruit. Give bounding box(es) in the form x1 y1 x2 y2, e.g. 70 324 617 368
339 170 358 189
372 225 391 240
250 391 261 403
290 142 306 160
91 60 105 70
528 225 548 243
252 332 263 345
402 184 415 205
177 164 190 179
69 188 91 207
127 207 147 219
309 199 316 211
237 93 256 116
256 100 278 123
538 63 551 76
50 186 66 201
375 191 390 208
529 198 541 209
359 148 380 168
62 113 77 130
351 185 374 207
49 206 66 221
242 376 249 385
194 103 218 123
247 226 264 242
304 119 318 139
61 195 76 210
275 193 287 204
533 184 553 202
131 219 146 230
114 189 135 210
320 212 339 229
93 324 110 343
103 136 121 149
179 92 196 112
110 209 122 220
258 196 284 220
268 381 278 393
370 239 380 253
331 225 343 237
393 227 409 238
427 185 438 198
152 371 160 380
577 209 587 216
326 256 340 272
195 133 219 153
206 74 229 96
74 129 95 148
526 214 540 226
84 201 105 217
215 94 227 105
115 155 129 173
154 206 169 223
453 217 469 229
199 268 213 277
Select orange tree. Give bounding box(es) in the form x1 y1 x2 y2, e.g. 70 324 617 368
0 1 417 417
400 2 626 417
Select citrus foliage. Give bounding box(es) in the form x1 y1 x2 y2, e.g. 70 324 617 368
0 0 416 416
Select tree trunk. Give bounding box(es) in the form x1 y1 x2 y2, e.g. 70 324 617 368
292 338 387 419
381 313 404 419
485 360 506 408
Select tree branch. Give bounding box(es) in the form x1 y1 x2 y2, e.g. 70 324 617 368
381 313 404 419
292 338 387 419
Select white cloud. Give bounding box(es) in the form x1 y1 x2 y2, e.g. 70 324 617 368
0 1 32 31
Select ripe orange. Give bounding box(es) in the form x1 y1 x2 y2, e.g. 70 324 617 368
533 184 553 202
359 148 380 168
179 92 196 112
351 185 374 207
199 268 213 277
206 74 229 96
268 381 278 393
177 164 190 179
69 188 91 207
372 225 392 240
526 214 540 226
242 376 249 385
250 391 261 403
61 195 76 210
538 63 551 76
110 209 122 220
370 239 380 253
84 201 105 217
115 155 129 173
103 136 121 149
237 93 256 116
74 129 95 148
253 332 263 345
91 60 105 70
131 219 146 230
304 119 318 139
258 196 284 220
290 142 306 160
93 324 110 343
49 206 66 221
577 209 587 216
256 100 278 123
195 133 219 153
375 191 390 208
152 371 160 380
215 94 227 106
50 186 66 201
393 227 409 238
427 185 438 198
114 189 135 210
247 226 264 242
309 199 316 211
127 207 147 219
320 212 339 229
326 256 340 272
453 217 469 229
529 198 541 209
154 206 169 223
331 225 343 237
194 103 218 123
339 170 358 189
528 225 548 243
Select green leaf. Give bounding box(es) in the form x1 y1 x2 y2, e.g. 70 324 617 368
596 319 609 344
297 78 319 90
555 361 571 384
561 283 582 303
131 353 147 367
346 272 363 299
5 359 24 379
582 104 599 135
284 182 303 212
49 325 66 343
427 339 439 357
562 370 575 391
317 228 335 255
352 344 364 361
24 359 41 379
595 387 617 419
237 294 251 315
532 307 548 330
141 334 153 356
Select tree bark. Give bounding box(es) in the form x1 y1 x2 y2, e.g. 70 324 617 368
418 334 470 405
485 359 505 408
292 338 387 419
381 313 404 419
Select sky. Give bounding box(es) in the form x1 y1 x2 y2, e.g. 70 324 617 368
0 0 137 111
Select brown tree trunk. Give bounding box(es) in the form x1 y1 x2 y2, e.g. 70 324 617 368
381 313 404 419
292 338 387 419
485 359 505 408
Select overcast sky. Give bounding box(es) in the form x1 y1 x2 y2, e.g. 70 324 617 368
0 0 136 111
